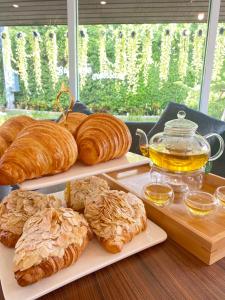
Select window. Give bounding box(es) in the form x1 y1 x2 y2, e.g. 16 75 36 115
0 0 218 123
79 23 209 121
0 25 69 124
209 1 225 120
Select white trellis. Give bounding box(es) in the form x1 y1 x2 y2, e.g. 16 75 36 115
1 27 15 109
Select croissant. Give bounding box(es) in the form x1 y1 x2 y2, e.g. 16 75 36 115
65 176 110 211
75 113 132 165
58 112 87 136
0 121 78 185
0 190 64 248
0 115 34 158
14 208 92 286
0 136 8 157
84 190 147 253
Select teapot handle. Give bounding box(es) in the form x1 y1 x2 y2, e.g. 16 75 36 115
204 133 224 162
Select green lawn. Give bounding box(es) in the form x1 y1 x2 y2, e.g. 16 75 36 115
0 109 159 125
0 109 61 125
116 115 159 122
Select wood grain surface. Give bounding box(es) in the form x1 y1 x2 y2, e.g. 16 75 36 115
1 238 225 300
107 165 225 265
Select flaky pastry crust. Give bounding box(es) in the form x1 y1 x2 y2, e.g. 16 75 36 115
75 113 132 165
0 115 34 158
14 208 92 286
0 121 78 185
0 230 20 248
15 238 90 287
84 190 147 253
64 176 110 211
0 190 64 247
59 112 87 136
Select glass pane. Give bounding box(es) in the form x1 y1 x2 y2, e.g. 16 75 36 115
79 2 209 121
0 25 68 124
209 4 225 120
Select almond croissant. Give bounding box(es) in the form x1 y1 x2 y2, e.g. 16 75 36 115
14 208 92 286
0 115 34 158
0 190 64 248
65 176 110 211
84 190 147 253
0 121 78 185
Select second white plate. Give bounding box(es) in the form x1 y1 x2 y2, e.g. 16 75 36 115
19 152 149 190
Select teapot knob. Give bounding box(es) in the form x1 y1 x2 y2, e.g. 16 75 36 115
177 110 186 119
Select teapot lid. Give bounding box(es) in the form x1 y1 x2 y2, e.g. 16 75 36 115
165 111 198 133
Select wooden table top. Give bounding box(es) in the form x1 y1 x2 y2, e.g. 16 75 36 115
1 237 225 300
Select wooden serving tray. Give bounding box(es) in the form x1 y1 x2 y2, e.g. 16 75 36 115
106 164 225 265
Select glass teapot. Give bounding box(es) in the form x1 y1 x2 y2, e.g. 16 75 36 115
136 111 224 172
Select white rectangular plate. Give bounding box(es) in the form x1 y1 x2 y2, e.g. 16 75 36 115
19 152 149 190
0 190 166 300
0 220 166 300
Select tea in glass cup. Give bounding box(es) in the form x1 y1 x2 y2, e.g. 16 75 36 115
214 186 225 208
184 191 218 217
143 183 174 207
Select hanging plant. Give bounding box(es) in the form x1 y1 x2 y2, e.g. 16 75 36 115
64 31 69 70
16 32 29 93
159 26 174 82
192 28 205 83
127 29 139 93
141 26 153 86
212 27 225 81
46 30 58 89
99 28 111 74
79 27 88 90
32 31 42 93
114 29 127 91
114 29 127 76
178 27 190 81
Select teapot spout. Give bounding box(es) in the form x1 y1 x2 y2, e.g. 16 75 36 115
136 129 149 157
136 128 148 145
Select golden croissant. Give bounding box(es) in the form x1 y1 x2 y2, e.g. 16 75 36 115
0 121 78 185
14 208 92 286
75 113 132 165
0 115 34 157
59 112 87 136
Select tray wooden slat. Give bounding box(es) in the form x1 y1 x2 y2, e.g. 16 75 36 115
106 164 225 265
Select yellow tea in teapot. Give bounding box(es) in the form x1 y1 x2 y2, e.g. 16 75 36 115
148 145 209 172
140 144 150 157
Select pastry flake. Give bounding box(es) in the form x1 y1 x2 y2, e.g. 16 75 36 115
84 190 147 253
